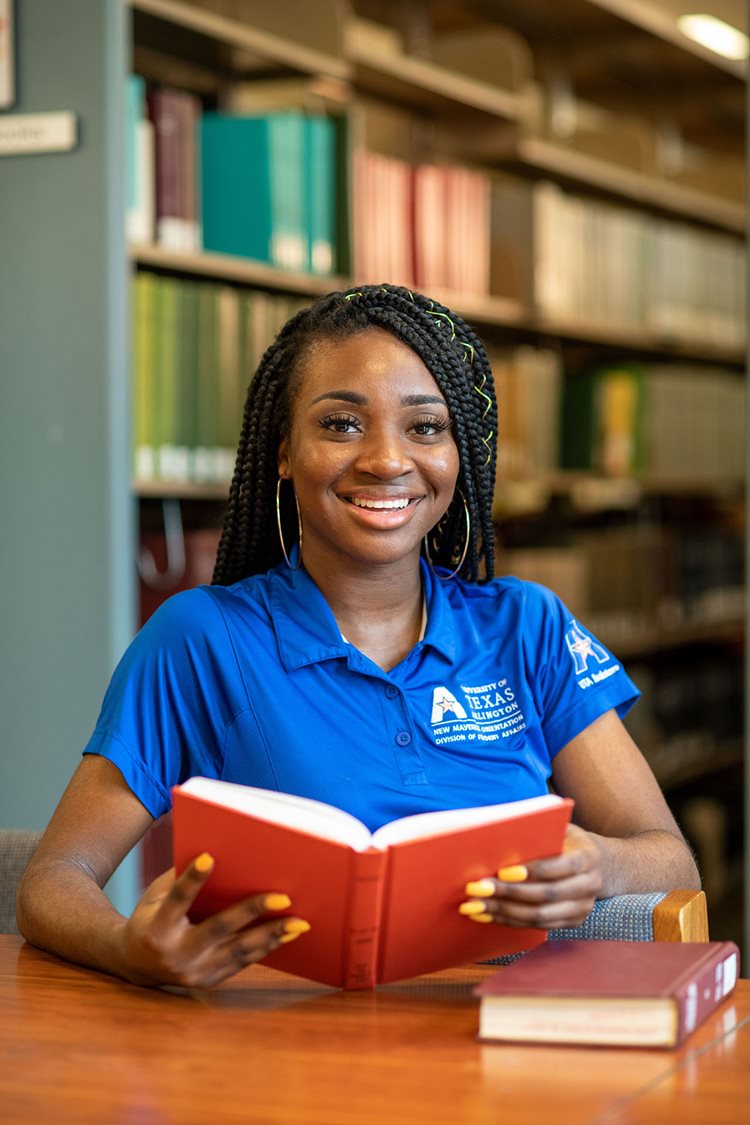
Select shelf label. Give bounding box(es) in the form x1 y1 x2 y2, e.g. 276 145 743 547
0 111 77 156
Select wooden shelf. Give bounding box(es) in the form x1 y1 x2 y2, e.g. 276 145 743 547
600 618 745 659
498 136 746 236
586 0 747 81
135 479 230 500
130 243 348 297
494 472 745 517
130 0 350 81
347 42 519 123
130 245 745 365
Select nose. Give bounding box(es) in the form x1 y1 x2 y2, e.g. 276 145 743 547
354 428 415 479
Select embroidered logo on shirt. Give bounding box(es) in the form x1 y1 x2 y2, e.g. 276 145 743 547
430 687 468 723
430 680 526 745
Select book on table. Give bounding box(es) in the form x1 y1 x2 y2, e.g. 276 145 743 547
475 938 740 1048
171 778 573 989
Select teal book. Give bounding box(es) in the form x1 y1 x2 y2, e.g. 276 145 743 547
268 112 307 271
305 114 336 275
200 114 273 262
125 75 144 215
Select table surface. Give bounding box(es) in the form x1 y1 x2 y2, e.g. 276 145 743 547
1 935 748 1125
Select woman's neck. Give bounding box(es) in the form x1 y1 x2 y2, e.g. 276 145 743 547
302 551 425 672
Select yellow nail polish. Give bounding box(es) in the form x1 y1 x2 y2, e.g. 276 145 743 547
497 864 528 883
465 879 495 897
468 913 493 924
264 893 292 911
459 900 488 915
283 919 311 936
279 931 301 944
194 852 214 874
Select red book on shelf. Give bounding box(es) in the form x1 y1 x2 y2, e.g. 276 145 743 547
171 778 573 989
475 938 740 1048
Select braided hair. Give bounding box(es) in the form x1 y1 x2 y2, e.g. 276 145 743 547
212 284 497 586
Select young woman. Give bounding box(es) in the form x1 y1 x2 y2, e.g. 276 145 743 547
17 285 699 988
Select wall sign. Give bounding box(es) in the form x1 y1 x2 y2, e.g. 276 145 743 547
0 110 77 155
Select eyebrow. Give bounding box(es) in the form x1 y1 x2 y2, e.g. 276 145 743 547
308 391 448 407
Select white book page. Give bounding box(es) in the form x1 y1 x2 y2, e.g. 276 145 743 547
179 780 565 853
179 777 374 851
370 794 564 848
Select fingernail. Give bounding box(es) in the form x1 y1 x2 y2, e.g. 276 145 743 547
279 931 301 944
459 900 488 915
497 864 528 883
194 852 214 874
465 879 495 897
264 893 292 911
468 913 494 924
283 919 311 936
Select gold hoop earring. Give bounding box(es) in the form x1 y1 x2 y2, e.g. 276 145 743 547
423 494 470 581
276 477 303 570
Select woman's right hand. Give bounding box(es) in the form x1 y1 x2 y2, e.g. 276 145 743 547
115 853 310 989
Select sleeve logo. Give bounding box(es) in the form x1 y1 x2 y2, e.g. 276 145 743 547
565 621 610 675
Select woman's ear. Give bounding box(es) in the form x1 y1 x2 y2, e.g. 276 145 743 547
277 437 290 479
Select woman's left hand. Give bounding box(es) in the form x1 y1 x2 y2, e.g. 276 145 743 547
460 824 604 931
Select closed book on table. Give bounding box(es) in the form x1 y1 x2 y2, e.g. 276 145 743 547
475 938 740 1048
171 778 573 989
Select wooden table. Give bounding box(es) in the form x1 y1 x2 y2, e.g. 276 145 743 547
1 936 748 1124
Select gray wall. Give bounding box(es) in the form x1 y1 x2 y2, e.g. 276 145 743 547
0 0 137 907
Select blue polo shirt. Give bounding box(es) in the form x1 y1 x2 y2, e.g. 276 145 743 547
83 560 639 830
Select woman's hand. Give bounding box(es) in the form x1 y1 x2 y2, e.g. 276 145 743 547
459 824 603 931
115 853 310 989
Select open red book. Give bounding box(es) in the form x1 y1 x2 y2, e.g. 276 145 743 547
172 778 573 989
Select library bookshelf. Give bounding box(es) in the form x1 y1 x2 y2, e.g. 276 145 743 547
126 0 746 941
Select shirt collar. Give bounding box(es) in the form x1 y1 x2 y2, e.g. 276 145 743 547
267 555 458 673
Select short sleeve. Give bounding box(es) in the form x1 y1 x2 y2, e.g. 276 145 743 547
82 588 240 818
522 583 640 757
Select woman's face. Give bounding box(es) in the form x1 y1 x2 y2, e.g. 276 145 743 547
278 328 460 574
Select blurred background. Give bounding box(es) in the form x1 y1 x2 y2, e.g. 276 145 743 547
1 0 746 951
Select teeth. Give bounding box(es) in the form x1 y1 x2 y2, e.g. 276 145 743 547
351 497 411 510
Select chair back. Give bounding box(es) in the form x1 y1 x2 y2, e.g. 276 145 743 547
0 830 42 934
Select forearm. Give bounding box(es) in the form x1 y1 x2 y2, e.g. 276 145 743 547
588 828 701 898
17 859 130 980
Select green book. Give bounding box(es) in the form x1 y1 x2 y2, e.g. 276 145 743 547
268 112 307 272
154 276 182 480
201 114 273 262
178 279 201 481
132 271 157 482
305 114 336 275
195 283 221 482
560 372 596 471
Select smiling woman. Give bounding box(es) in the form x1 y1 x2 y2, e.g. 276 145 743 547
16 284 700 991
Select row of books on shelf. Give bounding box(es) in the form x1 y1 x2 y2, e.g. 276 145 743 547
497 525 744 646
132 272 305 484
126 77 746 350
624 649 743 789
132 269 746 487
127 76 342 275
526 181 746 349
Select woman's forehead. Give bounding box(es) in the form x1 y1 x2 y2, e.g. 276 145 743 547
297 327 441 399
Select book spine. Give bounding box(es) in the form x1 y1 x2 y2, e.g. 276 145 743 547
342 848 386 990
675 945 739 1044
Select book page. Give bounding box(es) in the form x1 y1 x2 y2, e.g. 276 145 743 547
178 777 374 850
370 794 566 848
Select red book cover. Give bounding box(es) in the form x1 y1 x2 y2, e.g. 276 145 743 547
171 780 573 989
475 938 741 1047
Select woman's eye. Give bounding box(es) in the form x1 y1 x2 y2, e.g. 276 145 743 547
319 413 361 434
411 416 452 437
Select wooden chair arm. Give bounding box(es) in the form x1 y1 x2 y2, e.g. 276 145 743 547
652 889 709 942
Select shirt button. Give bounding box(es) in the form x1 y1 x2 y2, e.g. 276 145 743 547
395 731 411 747
384 686 399 700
